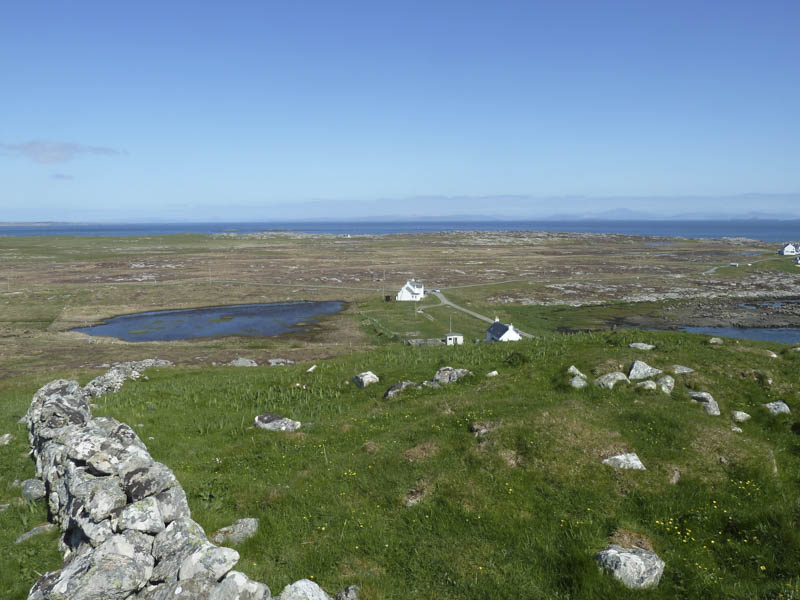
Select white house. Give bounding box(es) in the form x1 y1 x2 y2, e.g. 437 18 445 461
778 243 798 256
485 318 522 342
396 279 424 301
445 333 464 346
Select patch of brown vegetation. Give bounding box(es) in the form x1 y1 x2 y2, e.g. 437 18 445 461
403 442 438 462
361 440 381 453
592 360 624 376
499 449 522 467
608 529 655 552
403 480 431 507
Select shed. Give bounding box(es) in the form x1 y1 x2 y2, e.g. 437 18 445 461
445 333 464 346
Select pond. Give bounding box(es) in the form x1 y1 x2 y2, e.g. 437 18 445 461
679 326 800 345
73 301 345 342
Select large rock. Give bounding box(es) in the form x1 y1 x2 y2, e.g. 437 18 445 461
113 496 165 534
628 361 663 380
602 453 645 470
570 376 588 389
595 545 665 589
709 337 724 345
211 571 271 600
567 365 586 378
178 543 239 581
383 380 419 400
629 343 655 350
731 411 751 423
280 579 333 600
595 372 630 390
353 371 379 388
151 518 209 583
254 413 301 432
16 523 57 544
22 478 47 502
229 358 258 367
211 518 259 546
432 367 473 384
636 381 657 391
656 375 675 394
154 486 191 524
689 392 720 416
764 401 791 415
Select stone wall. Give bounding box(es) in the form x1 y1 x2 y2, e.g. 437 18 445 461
24 376 270 599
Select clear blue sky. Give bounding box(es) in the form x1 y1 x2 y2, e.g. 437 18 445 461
2 0 799 221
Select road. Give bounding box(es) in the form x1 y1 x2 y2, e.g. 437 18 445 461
428 291 534 339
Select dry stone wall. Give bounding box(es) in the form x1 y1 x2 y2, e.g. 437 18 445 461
24 372 271 599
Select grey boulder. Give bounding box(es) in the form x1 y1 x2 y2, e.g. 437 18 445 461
629 343 655 350
383 380 419 400
656 375 675 394
211 571 271 600
689 392 720 416
229 358 258 367
432 366 473 384
628 360 663 380
595 372 630 390
764 401 791 415
731 411 751 423
602 453 645 470
0 433 13 446
672 365 695 374
570 376 588 389
567 365 586 378
254 413 301 432
595 545 665 589
280 579 333 600
353 371 379 388
211 517 259 546
22 478 47 502
636 381 657 391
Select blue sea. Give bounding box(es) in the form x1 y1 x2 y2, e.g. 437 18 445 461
0 220 798 242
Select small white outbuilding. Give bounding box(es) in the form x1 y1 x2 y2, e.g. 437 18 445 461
396 279 424 301
485 317 522 342
445 333 464 346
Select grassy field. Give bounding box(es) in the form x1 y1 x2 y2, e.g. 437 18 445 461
2 329 800 598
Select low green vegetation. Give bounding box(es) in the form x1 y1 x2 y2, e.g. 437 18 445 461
2 330 800 598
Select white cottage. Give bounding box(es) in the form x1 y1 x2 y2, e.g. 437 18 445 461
396 279 424 301
779 243 798 256
485 318 521 342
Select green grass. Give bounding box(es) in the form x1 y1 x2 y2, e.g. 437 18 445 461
3 330 800 598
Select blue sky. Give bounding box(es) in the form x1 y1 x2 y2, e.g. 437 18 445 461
1 1 799 221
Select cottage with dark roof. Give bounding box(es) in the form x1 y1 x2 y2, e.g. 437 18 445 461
485 317 521 342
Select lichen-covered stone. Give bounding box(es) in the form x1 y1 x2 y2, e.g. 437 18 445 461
595 545 665 589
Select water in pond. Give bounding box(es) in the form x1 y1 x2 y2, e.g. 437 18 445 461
679 326 800 345
73 302 344 341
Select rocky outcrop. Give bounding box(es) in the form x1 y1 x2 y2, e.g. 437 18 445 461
22 376 270 600
84 360 172 398
229 357 258 367
689 392 720 416
211 518 259 546
602 453 645 470
595 545 664 589
628 361 662 381
432 366 473 384
764 401 791 415
254 413 301 432
383 380 419 400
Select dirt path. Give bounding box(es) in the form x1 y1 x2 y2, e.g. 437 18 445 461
428 291 534 339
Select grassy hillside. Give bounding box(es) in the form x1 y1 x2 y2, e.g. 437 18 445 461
2 330 799 598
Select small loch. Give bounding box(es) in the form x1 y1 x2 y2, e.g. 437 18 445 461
73 301 345 342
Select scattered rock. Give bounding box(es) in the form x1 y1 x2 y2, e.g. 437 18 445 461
229 358 258 367
336 585 360 600
0 503 9 512
764 401 791 415
594 545 665 589
570 376 588 389
279 578 333 600
595 372 630 390
567 365 586 378
709 337 724 345
432 366 473 384
731 426 743 433
602 453 645 470
383 380 419 400
353 371 379 388
211 570 271 600
629 343 655 350
672 365 694 374
269 358 294 366
499 449 523 467
656 375 675 394
628 360 663 380
404 481 430 507
486 370 499 377
0 433 13 446
731 411 751 423
636 381 657 391
306 364 317 373
421 380 441 389
254 413 301 432
211 518 259 546
16 522 57 544
689 392 721 416
21 478 46 502
469 421 494 436
361 440 381 453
